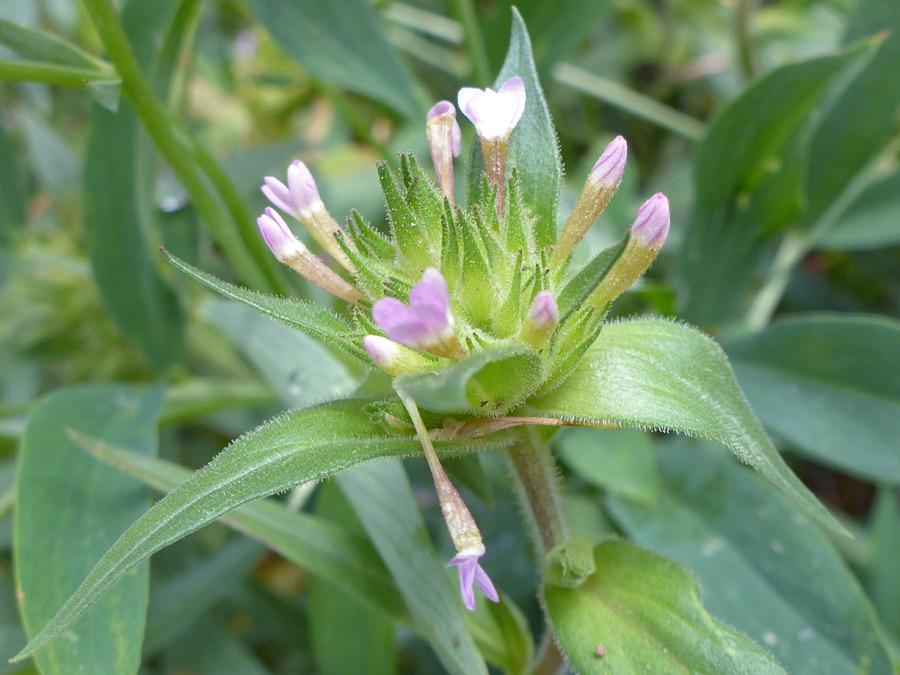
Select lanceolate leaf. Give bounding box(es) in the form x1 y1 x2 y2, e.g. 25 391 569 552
543 540 788 674
679 43 876 326
468 8 562 248
15 385 164 675
163 249 369 364
726 314 900 484
0 17 109 69
13 398 508 663
607 439 896 675
524 318 845 534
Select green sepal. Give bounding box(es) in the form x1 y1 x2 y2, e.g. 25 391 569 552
440 202 462 294
544 538 597 588
396 344 545 415
556 236 628 321
458 210 495 327
347 209 395 263
492 249 523 338
335 231 389 299
539 307 605 395
400 152 444 247
162 248 369 364
377 161 431 272
505 170 532 256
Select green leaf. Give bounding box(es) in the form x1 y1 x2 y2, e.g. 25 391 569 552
543 540 788 674
161 620 272 675
524 318 845 534
867 488 900 639
725 313 900 484
464 592 533 675
13 398 504 662
680 43 877 326
817 169 900 250
163 249 369 365
396 344 544 415
243 0 419 117
799 0 900 232
78 433 407 622
202 300 358 407
0 18 108 69
83 0 186 369
0 121 25 238
14 385 164 675
338 461 489 675
468 8 562 249
308 483 396 675
607 439 895 675
555 427 660 505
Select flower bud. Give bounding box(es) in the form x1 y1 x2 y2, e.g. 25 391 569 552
426 101 461 203
519 290 559 347
261 160 353 269
362 335 432 376
552 136 627 268
585 193 670 309
257 208 363 305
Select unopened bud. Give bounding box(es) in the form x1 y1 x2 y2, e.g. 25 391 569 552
426 101 461 203
585 193 670 309
262 160 354 269
519 290 559 347
258 207 363 305
552 136 627 268
362 335 432 376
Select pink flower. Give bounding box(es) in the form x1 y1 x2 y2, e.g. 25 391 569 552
631 193 670 250
426 101 461 157
372 268 455 350
426 101 462 202
446 549 499 611
262 160 324 222
458 77 526 141
257 207 304 262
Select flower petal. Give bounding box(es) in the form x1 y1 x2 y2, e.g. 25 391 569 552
473 563 499 603
261 177 295 215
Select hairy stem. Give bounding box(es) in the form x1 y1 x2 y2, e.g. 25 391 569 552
507 428 569 557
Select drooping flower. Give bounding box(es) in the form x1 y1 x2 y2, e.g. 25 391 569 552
262 160 352 269
426 101 462 202
257 208 362 305
446 548 500 611
372 268 464 358
552 135 628 267
457 77 526 142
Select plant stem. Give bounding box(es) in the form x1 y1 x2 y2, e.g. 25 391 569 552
450 0 491 86
736 0 757 80
506 428 569 557
554 62 706 141
81 0 282 293
0 59 117 87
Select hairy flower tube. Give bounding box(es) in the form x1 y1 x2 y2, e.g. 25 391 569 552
426 101 461 203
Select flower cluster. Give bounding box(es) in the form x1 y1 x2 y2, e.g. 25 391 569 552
256 78 670 611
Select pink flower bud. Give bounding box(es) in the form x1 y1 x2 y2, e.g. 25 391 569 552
519 290 559 346
589 135 627 189
630 193 670 250
257 207 305 263
262 160 323 222
426 101 462 202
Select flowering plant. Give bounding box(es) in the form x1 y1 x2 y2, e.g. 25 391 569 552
6 5 898 675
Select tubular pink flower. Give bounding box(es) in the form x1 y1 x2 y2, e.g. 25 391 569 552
372 268 458 353
457 77 526 141
519 290 559 346
262 160 323 221
257 208 305 263
426 101 462 202
589 135 627 188
446 548 500 611
631 193 670 250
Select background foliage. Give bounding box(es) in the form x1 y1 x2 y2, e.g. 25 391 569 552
1 0 899 673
